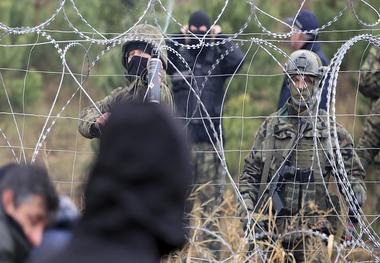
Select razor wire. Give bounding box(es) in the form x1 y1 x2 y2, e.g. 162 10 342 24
0 1 379 262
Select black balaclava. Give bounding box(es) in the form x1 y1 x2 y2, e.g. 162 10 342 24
82 101 192 256
188 10 211 57
188 10 211 33
127 56 149 83
122 41 153 83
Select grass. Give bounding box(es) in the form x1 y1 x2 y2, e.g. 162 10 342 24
164 190 379 262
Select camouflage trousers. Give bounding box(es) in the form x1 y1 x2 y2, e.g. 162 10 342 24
366 158 380 232
188 142 226 260
191 142 226 211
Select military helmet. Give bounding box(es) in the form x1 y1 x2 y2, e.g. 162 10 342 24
122 24 168 70
285 50 323 79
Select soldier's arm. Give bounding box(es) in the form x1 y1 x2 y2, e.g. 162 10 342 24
359 47 380 99
78 87 124 139
357 98 380 170
337 124 366 198
238 120 268 217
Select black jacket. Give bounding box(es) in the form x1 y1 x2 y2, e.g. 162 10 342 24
167 33 245 143
0 207 32 263
31 102 192 263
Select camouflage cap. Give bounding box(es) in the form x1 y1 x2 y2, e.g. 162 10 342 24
122 24 168 70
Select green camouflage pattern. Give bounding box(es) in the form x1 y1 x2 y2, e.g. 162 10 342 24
78 78 173 139
239 103 366 233
191 142 225 212
358 47 380 170
357 98 380 171
359 47 380 100
190 142 225 259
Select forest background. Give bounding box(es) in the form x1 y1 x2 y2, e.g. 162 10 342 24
0 0 379 225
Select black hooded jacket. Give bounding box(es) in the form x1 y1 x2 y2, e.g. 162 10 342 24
167 32 245 144
33 102 192 263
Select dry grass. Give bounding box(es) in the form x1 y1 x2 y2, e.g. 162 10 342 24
163 190 379 263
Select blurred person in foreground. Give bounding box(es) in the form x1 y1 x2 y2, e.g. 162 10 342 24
278 9 330 111
78 24 173 139
0 164 58 263
239 50 366 262
35 101 192 263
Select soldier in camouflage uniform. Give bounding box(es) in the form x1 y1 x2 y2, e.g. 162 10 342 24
239 50 366 261
357 46 380 171
357 46 380 226
78 24 173 139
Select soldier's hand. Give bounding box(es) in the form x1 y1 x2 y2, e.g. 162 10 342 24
352 183 366 207
96 112 111 127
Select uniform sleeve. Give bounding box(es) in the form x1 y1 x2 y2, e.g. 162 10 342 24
78 87 124 139
238 120 268 217
337 124 366 194
217 35 245 75
357 98 380 170
359 47 380 99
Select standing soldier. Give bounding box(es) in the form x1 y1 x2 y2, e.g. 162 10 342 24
78 24 173 139
239 50 366 261
357 46 380 171
167 10 244 258
167 9 245 212
357 46 380 221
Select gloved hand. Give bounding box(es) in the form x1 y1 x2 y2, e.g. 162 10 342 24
352 183 366 207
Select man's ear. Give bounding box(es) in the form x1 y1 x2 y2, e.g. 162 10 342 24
2 189 15 215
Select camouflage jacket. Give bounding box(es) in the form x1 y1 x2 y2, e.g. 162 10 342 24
239 103 365 232
357 47 380 170
78 76 172 139
359 47 380 100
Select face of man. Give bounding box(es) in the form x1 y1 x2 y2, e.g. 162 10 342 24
290 32 305 50
126 49 152 80
289 74 317 107
189 25 208 34
2 190 48 246
127 49 151 63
